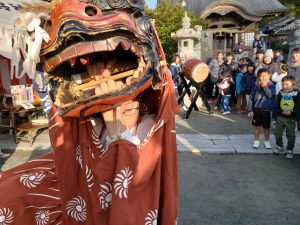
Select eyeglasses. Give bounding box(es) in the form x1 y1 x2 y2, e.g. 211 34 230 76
122 107 139 116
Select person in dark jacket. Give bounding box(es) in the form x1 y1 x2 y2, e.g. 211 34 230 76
170 54 184 108
236 64 247 113
273 76 300 159
219 53 239 79
252 34 266 60
241 63 256 113
249 68 276 149
216 53 239 108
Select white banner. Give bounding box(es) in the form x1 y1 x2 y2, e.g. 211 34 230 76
0 0 50 80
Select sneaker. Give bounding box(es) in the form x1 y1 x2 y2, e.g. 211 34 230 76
264 141 272 149
273 146 285 155
0 151 10 159
247 112 252 117
252 140 260 148
222 111 230 115
181 106 188 111
286 150 294 159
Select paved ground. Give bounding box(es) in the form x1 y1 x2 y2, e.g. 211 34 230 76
178 153 300 225
1 105 300 224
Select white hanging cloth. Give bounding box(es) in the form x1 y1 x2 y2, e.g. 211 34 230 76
0 0 50 80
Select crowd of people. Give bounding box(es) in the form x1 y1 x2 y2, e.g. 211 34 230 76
170 35 300 159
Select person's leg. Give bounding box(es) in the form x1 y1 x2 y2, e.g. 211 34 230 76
214 93 222 109
177 84 184 107
253 126 261 148
242 92 247 110
252 111 261 147
223 96 230 112
236 93 241 111
246 94 250 111
263 128 270 141
274 116 285 148
262 111 272 148
254 126 261 140
285 119 296 151
212 81 217 100
220 96 224 109
204 76 213 99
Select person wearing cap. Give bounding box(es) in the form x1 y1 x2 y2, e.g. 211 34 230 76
255 49 278 78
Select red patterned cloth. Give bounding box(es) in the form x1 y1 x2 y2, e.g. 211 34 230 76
0 68 179 225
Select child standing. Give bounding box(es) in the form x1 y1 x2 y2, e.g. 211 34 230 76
217 72 234 114
273 76 300 159
271 63 288 126
271 63 288 95
249 68 276 149
241 63 256 115
236 64 247 113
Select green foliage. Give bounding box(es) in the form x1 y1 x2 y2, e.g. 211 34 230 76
145 1 208 62
279 0 300 18
259 0 300 28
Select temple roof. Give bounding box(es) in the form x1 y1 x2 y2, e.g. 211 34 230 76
260 15 296 36
170 0 286 17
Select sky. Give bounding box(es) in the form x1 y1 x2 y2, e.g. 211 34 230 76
145 0 157 9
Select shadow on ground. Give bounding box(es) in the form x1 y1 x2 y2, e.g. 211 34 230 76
176 105 253 135
0 149 51 171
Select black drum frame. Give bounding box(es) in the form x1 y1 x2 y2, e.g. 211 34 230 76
177 72 213 119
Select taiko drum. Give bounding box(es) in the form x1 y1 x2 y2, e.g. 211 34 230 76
182 58 209 83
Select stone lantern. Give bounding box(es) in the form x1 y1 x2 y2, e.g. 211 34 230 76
171 12 202 62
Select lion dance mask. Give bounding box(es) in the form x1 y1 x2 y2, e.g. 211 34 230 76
42 0 165 117
0 0 179 224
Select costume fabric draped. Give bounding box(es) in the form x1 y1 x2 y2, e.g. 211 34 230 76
0 69 179 225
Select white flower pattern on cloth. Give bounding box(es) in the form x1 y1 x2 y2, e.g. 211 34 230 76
98 182 113 210
114 167 133 199
0 208 14 225
20 172 45 188
35 210 50 225
85 165 94 191
91 129 105 153
145 209 158 225
66 196 87 222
